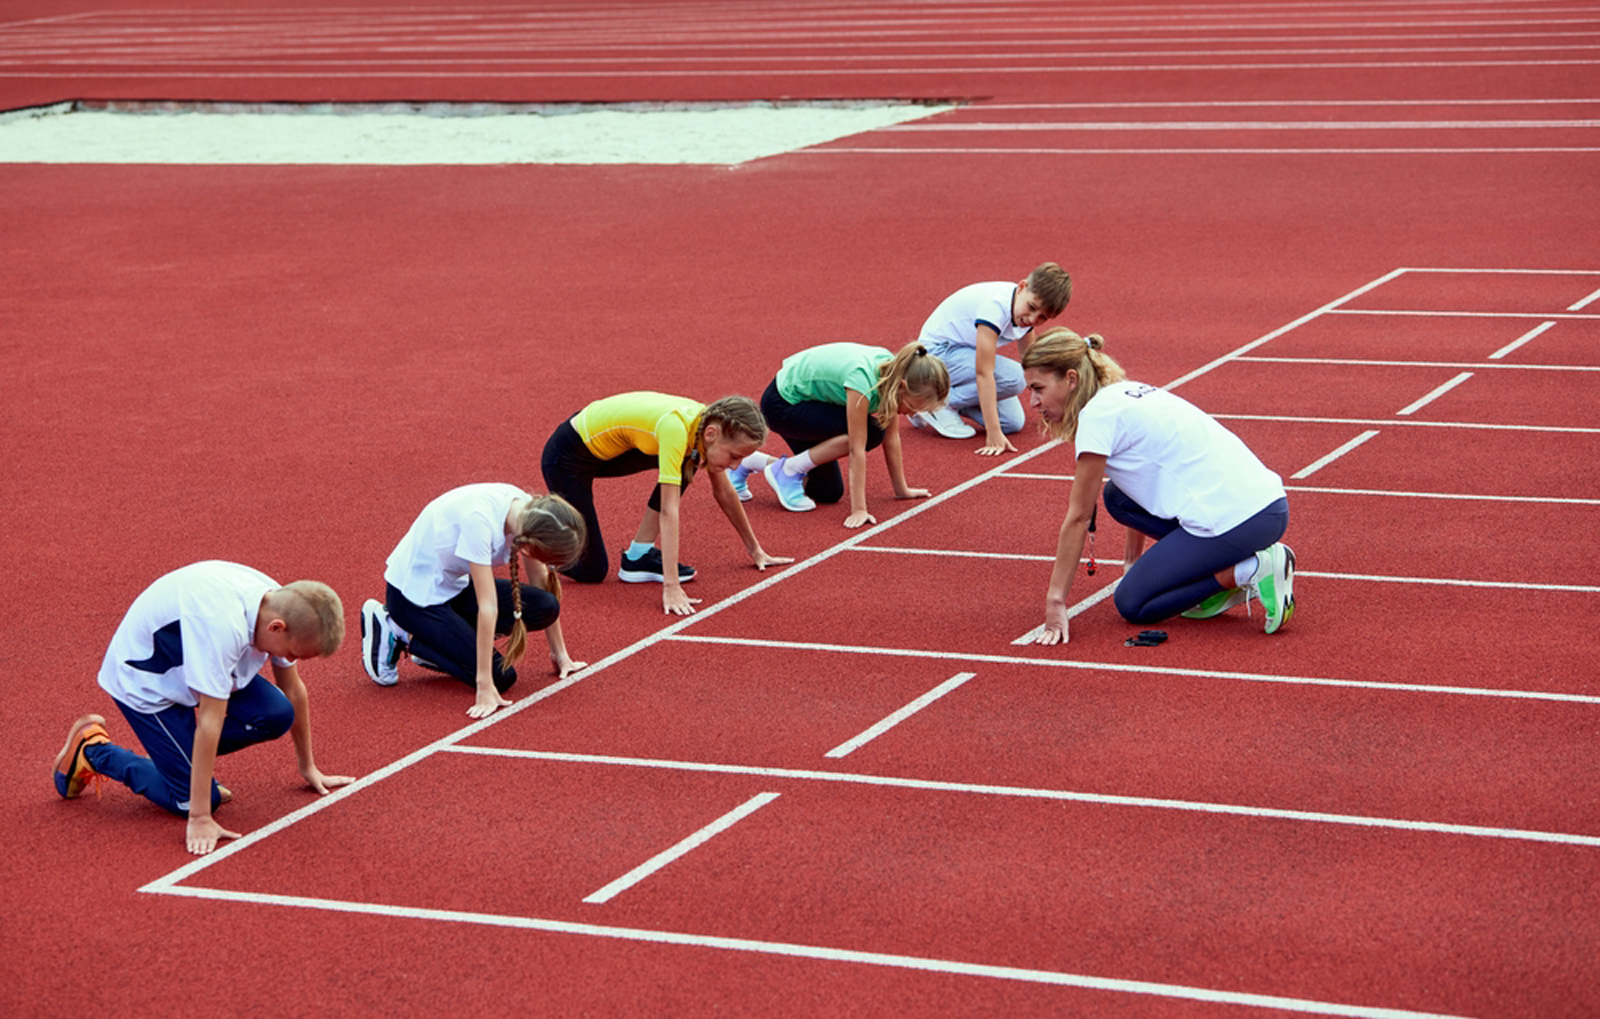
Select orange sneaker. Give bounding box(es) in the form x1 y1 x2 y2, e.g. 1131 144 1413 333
53 714 110 799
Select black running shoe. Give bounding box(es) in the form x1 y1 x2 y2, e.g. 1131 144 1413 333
618 547 696 583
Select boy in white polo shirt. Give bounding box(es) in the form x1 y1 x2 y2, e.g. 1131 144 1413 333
913 262 1072 454
51 560 352 855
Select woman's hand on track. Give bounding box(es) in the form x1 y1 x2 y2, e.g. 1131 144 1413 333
1031 605 1070 645
844 510 877 529
895 488 932 500
552 653 588 679
752 550 794 571
663 587 702 615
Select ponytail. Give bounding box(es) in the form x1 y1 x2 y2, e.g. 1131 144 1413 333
1019 327 1126 443
875 340 950 426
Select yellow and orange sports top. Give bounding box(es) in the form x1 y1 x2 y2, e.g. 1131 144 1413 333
572 391 704 486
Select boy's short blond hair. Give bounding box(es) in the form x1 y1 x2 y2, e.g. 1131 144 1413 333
1026 262 1073 318
277 581 346 657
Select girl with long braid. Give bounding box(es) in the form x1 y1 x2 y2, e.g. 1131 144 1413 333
361 486 586 718
1021 328 1294 645
732 340 949 528
540 393 793 616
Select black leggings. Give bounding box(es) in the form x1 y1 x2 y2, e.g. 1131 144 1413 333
759 379 884 505
541 418 670 583
385 581 560 692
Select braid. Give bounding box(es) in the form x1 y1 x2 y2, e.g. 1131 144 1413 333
504 546 528 667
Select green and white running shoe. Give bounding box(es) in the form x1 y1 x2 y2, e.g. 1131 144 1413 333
1254 543 1296 634
1182 586 1249 619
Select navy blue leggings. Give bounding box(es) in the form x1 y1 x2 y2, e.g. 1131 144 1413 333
86 675 294 815
385 580 560 692
759 379 884 505
1106 482 1289 624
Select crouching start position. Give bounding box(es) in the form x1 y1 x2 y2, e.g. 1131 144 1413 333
1021 328 1295 645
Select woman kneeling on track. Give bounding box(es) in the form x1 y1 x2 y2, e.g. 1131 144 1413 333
1020 327 1295 645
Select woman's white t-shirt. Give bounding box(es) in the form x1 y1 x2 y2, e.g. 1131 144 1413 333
384 483 524 607
1074 382 1284 537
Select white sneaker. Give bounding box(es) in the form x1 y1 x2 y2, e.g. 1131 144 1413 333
912 407 976 439
360 599 400 686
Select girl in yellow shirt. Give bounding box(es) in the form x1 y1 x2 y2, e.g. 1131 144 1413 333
540 393 793 615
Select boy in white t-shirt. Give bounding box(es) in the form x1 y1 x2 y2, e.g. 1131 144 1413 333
913 262 1072 454
51 561 352 855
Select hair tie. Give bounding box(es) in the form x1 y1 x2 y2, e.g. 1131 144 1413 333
513 610 523 620
916 344 927 356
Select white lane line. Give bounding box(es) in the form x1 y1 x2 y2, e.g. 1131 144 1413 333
665 634 1600 704
1569 285 1600 311
8 59 1600 79
445 746 1600 849
825 673 976 758
886 118 1600 130
146 885 1480 1019
1163 269 1408 391
1328 308 1600 319
1212 413 1600 434
818 146 1600 155
1397 372 1475 415
584 793 781 905
1235 354 1594 371
1291 429 1381 479
850 547 1600 591
983 100 1600 110
1489 320 1558 359
1012 585 1120 645
1284 485 1600 506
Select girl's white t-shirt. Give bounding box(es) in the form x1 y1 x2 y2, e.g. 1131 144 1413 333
99 560 290 713
1074 381 1285 537
384 483 524 607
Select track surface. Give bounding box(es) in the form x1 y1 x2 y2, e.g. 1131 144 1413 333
3 3 1598 1017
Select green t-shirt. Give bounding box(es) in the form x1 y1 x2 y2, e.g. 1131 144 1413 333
775 342 891 411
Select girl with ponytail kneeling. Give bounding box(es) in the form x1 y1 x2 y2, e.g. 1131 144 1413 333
734 340 950 529
361 485 586 718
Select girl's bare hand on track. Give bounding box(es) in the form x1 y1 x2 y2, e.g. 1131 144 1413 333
468 689 512 718
663 588 701 615
552 653 587 679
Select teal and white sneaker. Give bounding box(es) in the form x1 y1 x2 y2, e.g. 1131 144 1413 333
1253 543 1296 634
360 599 402 686
763 458 816 512
1183 586 1249 619
727 464 754 502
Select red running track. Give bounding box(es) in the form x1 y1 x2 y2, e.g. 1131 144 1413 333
4 3 1599 1018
